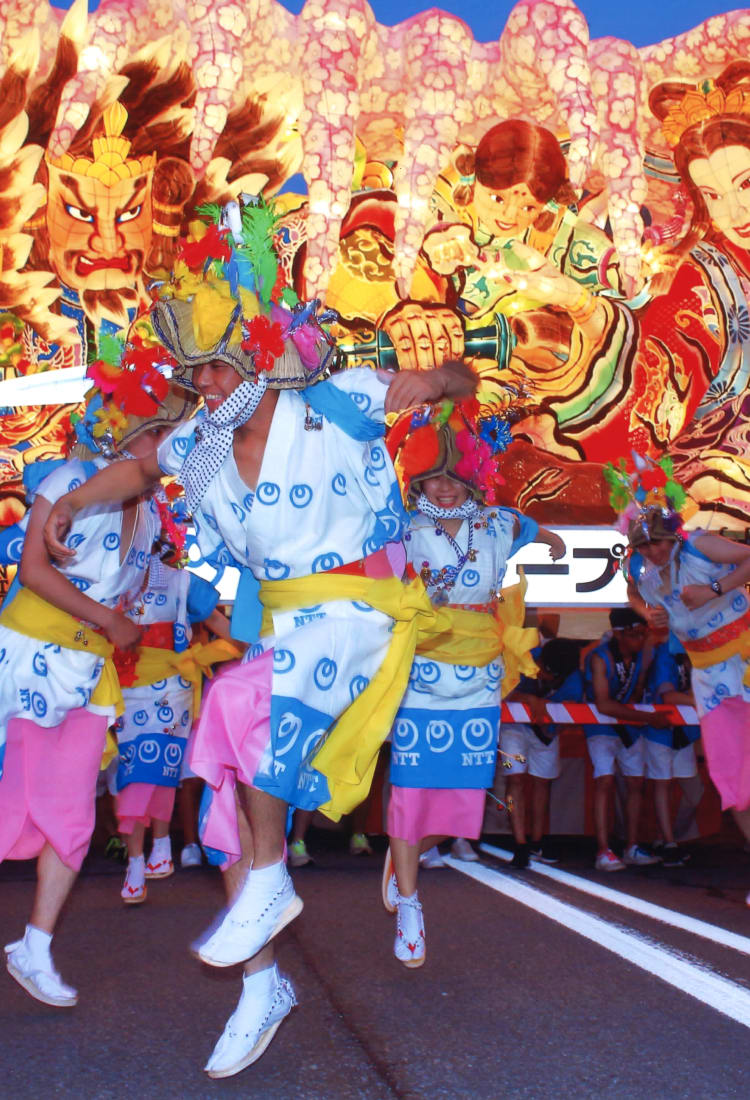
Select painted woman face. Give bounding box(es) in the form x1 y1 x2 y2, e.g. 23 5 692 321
45 164 154 291
688 144 750 249
473 180 545 240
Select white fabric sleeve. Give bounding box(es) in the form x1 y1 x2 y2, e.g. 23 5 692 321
157 418 198 477
35 459 91 506
329 367 390 424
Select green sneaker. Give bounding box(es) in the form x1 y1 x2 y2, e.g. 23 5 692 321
349 833 373 856
104 836 127 863
288 839 313 868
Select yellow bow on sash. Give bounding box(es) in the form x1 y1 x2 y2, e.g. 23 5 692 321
130 638 243 715
258 571 537 820
0 587 123 716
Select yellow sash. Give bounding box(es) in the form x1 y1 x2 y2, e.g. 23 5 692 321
258 571 537 820
130 638 243 715
0 587 123 716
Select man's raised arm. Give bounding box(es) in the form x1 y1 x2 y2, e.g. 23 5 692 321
43 451 163 562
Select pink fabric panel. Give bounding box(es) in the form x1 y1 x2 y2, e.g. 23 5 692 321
188 648 273 864
387 786 486 846
0 710 108 871
700 698 750 812
116 783 176 833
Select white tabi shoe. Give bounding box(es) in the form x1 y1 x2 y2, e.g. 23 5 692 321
381 847 398 914
6 942 78 1008
204 966 297 1079
394 893 426 969
197 862 303 968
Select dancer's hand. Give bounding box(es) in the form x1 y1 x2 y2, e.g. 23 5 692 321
641 604 669 630
545 532 566 561
102 610 141 651
43 497 77 562
680 583 713 610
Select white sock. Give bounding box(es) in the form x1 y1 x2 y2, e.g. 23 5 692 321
242 962 279 992
150 835 172 861
249 859 286 885
127 855 146 889
24 924 52 964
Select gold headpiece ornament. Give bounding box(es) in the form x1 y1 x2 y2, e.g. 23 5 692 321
46 102 156 184
661 78 750 147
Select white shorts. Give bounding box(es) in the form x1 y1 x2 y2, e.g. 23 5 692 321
499 724 560 780
586 734 644 779
644 739 697 781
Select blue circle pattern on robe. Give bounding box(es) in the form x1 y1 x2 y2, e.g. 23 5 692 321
114 563 219 792
390 507 533 790
0 458 158 779
157 368 410 810
631 533 750 719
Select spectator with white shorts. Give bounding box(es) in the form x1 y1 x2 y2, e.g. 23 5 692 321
584 608 669 871
644 638 701 866
501 638 585 867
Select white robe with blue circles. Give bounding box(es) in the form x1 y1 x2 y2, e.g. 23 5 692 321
390 507 521 790
114 562 217 792
0 459 158 777
632 533 750 719
157 368 407 809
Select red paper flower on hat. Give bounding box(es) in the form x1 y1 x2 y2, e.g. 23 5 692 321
87 359 123 395
241 314 285 372
640 467 668 491
179 224 232 270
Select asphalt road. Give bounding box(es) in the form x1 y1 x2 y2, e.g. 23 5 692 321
1 832 750 1099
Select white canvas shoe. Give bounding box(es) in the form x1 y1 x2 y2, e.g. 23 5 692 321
394 893 426 969
197 862 303 968
6 942 78 1008
204 967 297 1079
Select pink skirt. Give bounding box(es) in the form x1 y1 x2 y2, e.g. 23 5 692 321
116 784 176 834
388 786 486 847
188 649 273 865
0 709 108 871
700 698 750 811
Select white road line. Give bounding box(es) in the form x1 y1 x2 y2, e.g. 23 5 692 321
478 842 750 957
444 855 750 1029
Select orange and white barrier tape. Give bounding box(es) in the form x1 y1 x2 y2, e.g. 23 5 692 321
499 702 698 725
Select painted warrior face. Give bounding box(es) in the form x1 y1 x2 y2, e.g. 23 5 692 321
45 164 154 292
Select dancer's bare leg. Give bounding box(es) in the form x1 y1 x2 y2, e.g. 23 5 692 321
390 835 446 897
30 844 77 935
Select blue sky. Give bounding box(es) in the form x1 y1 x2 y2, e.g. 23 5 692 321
49 0 734 50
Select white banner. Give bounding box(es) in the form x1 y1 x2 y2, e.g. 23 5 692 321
190 525 629 609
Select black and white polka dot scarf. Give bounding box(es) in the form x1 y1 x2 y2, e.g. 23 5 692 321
180 377 268 512
416 494 480 522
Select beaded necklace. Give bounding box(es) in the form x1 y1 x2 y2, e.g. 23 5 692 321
414 498 479 604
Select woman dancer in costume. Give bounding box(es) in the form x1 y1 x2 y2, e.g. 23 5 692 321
610 456 750 885
381 403 565 967
115 543 235 904
42 196 478 1076
0 350 192 1007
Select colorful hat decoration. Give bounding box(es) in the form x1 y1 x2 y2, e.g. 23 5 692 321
73 321 193 457
604 452 693 546
149 194 339 390
387 387 524 508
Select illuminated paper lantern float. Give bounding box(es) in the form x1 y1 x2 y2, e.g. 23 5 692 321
2 0 750 538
